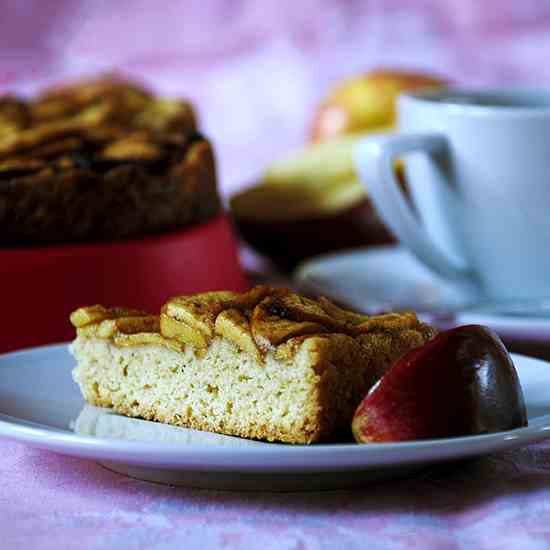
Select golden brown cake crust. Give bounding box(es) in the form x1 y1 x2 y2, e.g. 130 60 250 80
70 287 435 443
0 75 220 245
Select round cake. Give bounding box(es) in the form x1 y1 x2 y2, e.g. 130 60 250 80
0 75 220 245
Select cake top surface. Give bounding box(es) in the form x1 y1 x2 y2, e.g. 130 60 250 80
70 286 432 357
0 75 197 180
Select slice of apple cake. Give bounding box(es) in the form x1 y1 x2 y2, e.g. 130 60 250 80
70 286 434 444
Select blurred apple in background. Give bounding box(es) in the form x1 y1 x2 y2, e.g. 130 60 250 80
230 69 447 271
310 69 448 142
230 135 394 271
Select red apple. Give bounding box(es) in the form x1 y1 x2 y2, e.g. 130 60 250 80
310 69 448 142
229 135 396 271
352 325 527 443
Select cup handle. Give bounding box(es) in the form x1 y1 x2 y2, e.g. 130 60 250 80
354 133 475 283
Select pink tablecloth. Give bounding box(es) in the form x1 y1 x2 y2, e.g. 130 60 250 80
3 2 550 548
4 439 550 549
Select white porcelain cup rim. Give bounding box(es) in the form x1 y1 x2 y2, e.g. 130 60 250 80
400 88 550 117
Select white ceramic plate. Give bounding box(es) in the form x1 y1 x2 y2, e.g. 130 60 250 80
1 344 550 491
295 245 550 342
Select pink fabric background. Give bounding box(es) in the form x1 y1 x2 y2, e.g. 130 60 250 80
3 2 550 548
3 0 550 198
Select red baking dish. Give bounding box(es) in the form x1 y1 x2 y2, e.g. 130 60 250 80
0 213 249 353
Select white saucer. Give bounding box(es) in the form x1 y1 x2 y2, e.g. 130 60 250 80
1 344 550 491
295 245 550 342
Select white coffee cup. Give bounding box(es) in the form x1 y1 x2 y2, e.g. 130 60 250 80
354 89 550 300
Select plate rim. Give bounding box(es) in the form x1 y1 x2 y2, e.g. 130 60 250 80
1 343 550 472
